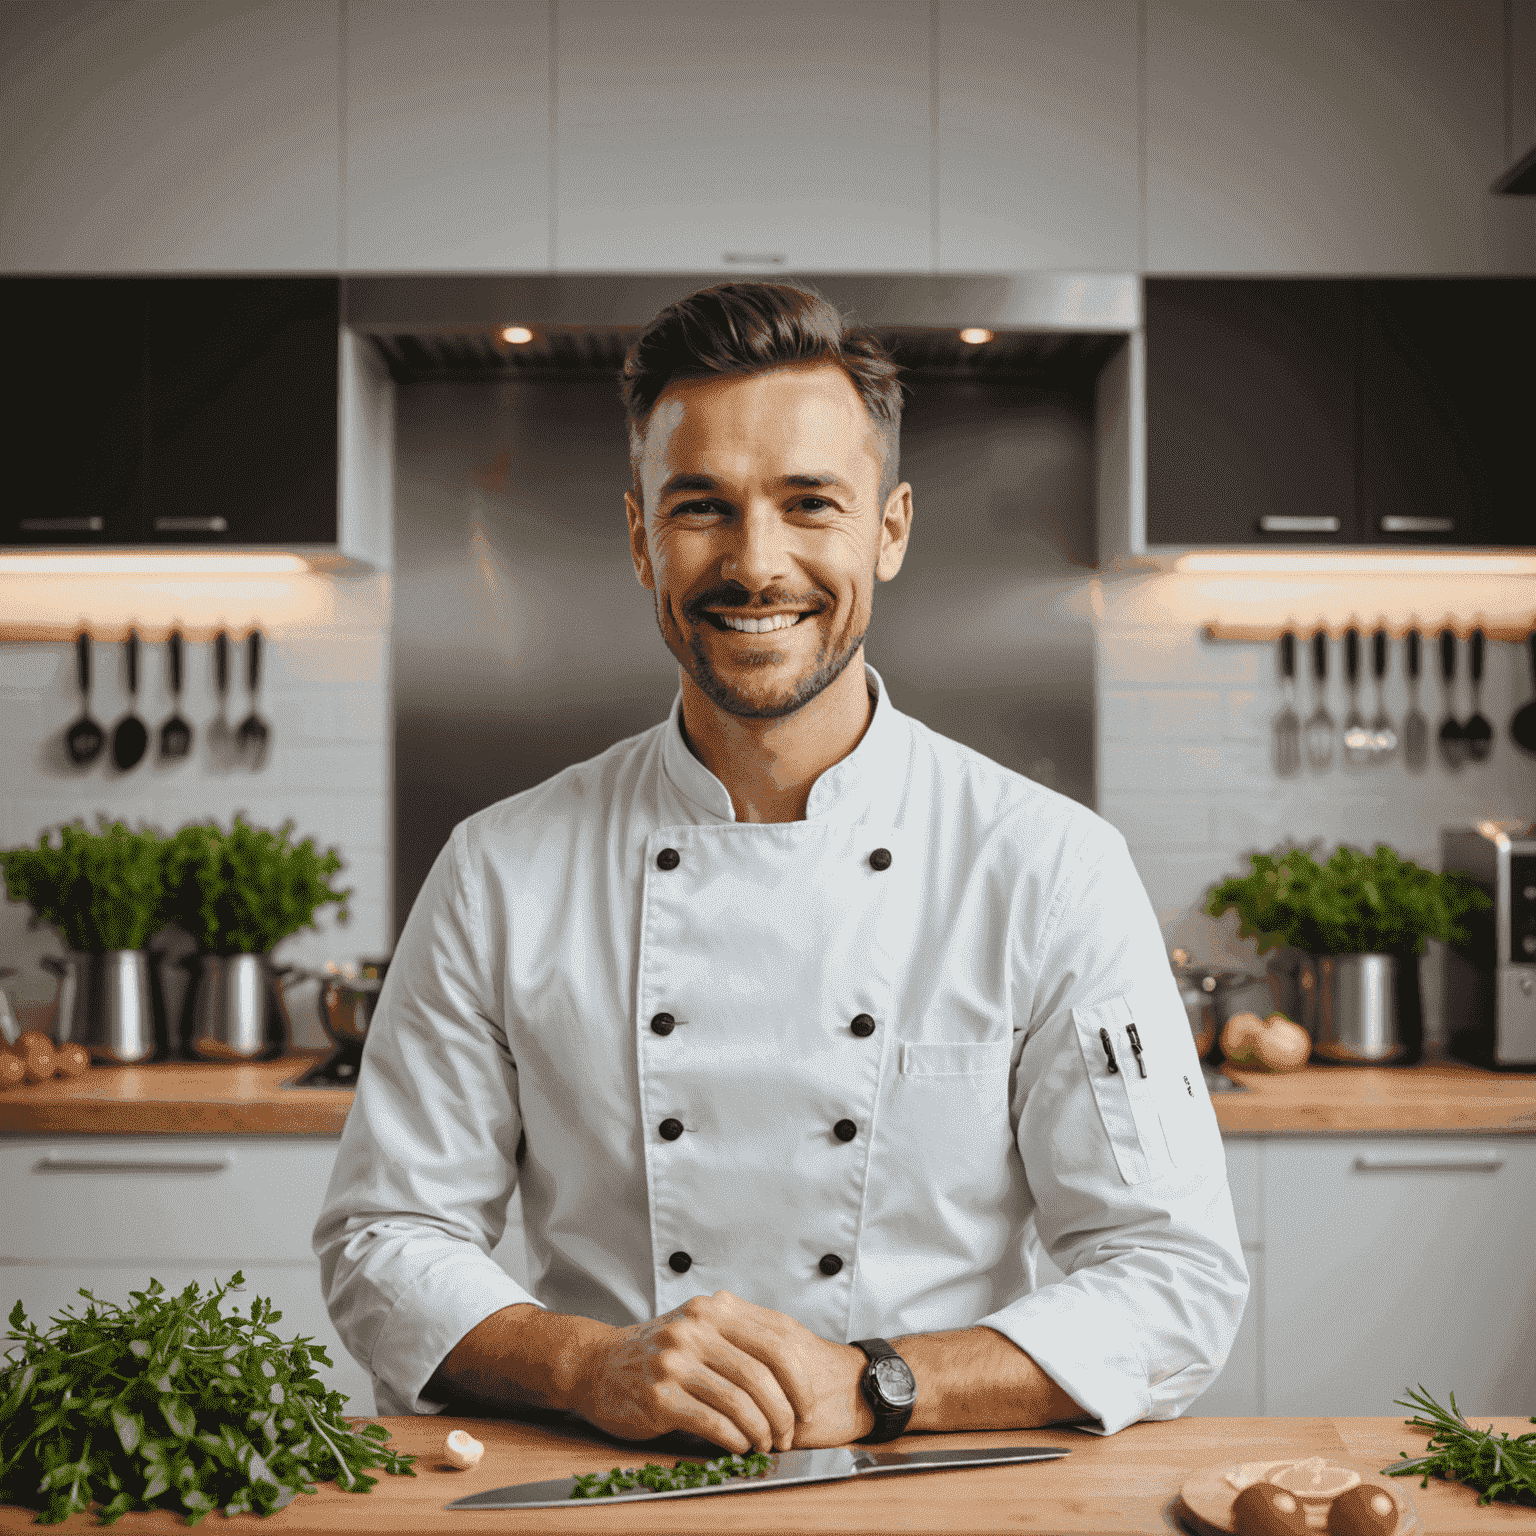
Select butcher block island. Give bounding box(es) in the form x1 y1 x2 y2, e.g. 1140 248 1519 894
2 1415 1535 1535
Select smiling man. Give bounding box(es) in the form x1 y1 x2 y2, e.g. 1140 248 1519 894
314 283 1247 1453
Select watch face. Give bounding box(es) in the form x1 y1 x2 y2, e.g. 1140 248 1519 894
871 1355 918 1409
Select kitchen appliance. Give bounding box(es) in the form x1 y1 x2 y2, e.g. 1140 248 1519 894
44 951 168 1063
286 957 389 1087
1302 953 1409 1063
1442 820 1536 1069
181 953 297 1061
446 1444 1070 1511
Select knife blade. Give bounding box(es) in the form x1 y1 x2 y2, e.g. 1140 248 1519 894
446 1443 1070 1510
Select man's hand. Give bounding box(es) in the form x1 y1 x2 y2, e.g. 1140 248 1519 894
568 1290 874 1453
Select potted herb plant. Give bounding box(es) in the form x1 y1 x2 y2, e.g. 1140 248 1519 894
162 817 350 1060
1204 843 1490 1064
0 819 170 1062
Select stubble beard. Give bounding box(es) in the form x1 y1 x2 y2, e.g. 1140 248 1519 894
658 596 869 721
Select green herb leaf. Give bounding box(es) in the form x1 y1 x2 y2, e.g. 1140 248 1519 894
567 1451 774 1499
1382 1386 1536 1507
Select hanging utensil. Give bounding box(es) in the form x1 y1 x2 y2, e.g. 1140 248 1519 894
158 628 193 760
1437 627 1466 769
1463 627 1492 763
1342 626 1372 767
208 629 236 766
1303 630 1334 771
1403 627 1429 771
1511 633 1536 755
1368 626 1397 764
1273 630 1301 777
110 629 149 771
236 628 271 767
64 631 105 766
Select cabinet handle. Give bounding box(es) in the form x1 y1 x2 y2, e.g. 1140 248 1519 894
19 517 104 532
722 252 788 265
1258 516 1340 534
1380 516 1455 534
153 516 228 533
1353 1154 1504 1173
33 1154 232 1174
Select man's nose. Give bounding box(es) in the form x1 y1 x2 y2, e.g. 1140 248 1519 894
719 503 791 590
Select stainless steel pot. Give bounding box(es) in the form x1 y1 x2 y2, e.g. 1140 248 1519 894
181 954 299 1061
43 951 167 1063
317 960 388 1050
1302 952 1409 1063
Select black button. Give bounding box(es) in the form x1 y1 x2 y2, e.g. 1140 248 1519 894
669 1251 692 1273
650 1013 675 1036
850 1014 875 1037
868 847 892 871
834 1118 857 1142
818 1254 843 1276
656 847 680 871
659 1117 684 1141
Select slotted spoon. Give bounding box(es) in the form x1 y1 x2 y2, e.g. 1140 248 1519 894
1368 626 1397 763
1342 626 1372 767
1303 630 1334 771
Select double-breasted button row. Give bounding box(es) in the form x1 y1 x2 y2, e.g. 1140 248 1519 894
656 846 890 873
649 1012 874 1037
666 1250 842 1278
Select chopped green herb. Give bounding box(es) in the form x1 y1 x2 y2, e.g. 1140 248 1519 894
1382 1386 1536 1507
569 1450 774 1499
0 1272 415 1525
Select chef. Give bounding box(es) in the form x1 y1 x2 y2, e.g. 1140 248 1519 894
313 282 1248 1454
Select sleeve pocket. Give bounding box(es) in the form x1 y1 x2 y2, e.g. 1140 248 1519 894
899 1039 1012 1077
1071 997 1174 1186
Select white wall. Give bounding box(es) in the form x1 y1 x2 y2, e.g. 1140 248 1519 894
0 572 391 1046
1097 570 1536 1044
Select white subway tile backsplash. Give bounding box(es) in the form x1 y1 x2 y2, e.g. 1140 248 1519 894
1138 689 1224 740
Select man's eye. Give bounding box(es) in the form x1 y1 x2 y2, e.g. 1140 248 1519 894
798 497 832 512
673 500 719 518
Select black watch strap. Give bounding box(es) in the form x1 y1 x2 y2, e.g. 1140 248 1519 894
852 1337 916 1443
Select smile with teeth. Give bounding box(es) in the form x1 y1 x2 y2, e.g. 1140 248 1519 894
708 612 809 633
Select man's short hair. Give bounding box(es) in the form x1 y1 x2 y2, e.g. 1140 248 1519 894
619 282 904 506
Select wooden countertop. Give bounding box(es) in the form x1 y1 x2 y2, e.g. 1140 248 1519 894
2 1050 1536 1137
4 1414 1534 1534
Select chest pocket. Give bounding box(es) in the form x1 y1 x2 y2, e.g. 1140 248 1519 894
1072 996 1174 1186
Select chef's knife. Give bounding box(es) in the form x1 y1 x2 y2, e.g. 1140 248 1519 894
447 1444 1069 1510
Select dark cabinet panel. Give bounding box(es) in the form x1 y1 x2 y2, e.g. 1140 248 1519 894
1145 279 1359 546
1 279 147 545
1361 279 1536 548
143 278 339 545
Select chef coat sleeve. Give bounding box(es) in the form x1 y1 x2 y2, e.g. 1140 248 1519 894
973 823 1249 1436
312 822 538 1416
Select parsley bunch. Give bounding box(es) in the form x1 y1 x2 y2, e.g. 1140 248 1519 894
0 1273 415 1526
1383 1386 1536 1507
570 1450 774 1499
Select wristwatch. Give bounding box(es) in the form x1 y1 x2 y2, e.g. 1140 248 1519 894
851 1338 917 1443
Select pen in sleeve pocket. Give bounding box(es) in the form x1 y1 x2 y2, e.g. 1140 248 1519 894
1099 1027 1119 1074
1125 1022 1147 1077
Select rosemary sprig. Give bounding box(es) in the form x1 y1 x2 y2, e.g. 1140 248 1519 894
0 1273 415 1525
570 1450 774 1499
1382 1385 1536 1507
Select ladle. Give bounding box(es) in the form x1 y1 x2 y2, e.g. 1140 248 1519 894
159 629 193 759
110 630 149 771
64 632 105 766
1463 628 1492 763
1437 628 1466 769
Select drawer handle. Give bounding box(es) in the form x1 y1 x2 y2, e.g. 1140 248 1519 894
19 517 105 532
153 515 228 533
1258 516 1340 534
1380 516 1454 534
722 252 788 265
34 1155 232 1174
1353 1154 1504 1173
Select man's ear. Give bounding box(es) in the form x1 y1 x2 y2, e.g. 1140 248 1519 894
625 490 655 591
875 482 914 582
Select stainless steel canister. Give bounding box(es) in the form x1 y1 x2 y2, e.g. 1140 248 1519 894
1303 953 1405 1063
43 951 166 1063
182 954 293 1061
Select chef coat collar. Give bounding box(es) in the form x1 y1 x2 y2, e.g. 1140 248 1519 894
660 663 909 824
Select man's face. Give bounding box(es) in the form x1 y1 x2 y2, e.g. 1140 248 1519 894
625 362 912 720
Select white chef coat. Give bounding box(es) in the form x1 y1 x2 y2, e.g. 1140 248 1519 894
313 665 1247 1435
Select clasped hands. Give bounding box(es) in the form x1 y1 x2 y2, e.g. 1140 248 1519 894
569 1290 876 1454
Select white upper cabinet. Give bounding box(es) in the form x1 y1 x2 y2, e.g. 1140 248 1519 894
936 1 1139 272
554 0 931 272
1146 0 1536 274
344 0 550 271
0 0 340 272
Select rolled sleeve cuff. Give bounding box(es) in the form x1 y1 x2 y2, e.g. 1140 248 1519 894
369 1249 542 1416
976 1294 1152 1438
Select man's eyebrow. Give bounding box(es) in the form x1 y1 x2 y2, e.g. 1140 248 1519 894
656 471 854 497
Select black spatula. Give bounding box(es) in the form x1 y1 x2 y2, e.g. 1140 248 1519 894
1437 628 1465 770
65 632 104 766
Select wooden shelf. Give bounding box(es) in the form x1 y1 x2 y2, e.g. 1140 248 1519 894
0 621 254 644
1205 616 1534 643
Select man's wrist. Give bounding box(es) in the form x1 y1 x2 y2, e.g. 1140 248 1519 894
841 1343 878 1440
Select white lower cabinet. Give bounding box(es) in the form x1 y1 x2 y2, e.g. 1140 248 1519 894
1263 1137 1536 1417
0 1135 533 1419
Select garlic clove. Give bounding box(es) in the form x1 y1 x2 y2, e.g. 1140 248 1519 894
444 1429 484 1469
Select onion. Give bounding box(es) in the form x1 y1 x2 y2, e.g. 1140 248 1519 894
444 1429 484 1469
